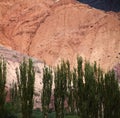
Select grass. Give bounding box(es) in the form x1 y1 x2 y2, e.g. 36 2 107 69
65 116 79 118
32 110 79 118
7 109 79 118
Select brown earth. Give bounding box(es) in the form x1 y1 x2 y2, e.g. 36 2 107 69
0 0 120 70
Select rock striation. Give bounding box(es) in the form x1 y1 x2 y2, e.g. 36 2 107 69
0 0 120 70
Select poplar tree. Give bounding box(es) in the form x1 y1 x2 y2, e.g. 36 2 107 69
103 70 120 118
84 61 98 118
42 66 53 118
77 57 84 117
54 61 67 118
10 81 20 112
16 59 35 118
66 60 73 114
0 59 7 118
72 68 77 114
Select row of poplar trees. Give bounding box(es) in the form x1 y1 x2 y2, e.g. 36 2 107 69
0 57 120 118
0 59 35 118
42 57 120 118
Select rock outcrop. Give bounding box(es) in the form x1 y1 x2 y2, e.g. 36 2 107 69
0 0 120 70
0 44 44 108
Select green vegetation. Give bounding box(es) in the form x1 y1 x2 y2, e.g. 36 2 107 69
42 66 53 118
54 61 69 118
0 59 6 118
0 57 120 118
16 59 35 118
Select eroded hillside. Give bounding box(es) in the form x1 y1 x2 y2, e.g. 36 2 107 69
0 0 120 70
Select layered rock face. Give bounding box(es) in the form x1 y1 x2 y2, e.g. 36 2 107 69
0 0 120 70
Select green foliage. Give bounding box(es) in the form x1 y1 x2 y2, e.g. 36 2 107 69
0 58 7 118
42 66 53 118
52 57 120 118
4 102 18 118
54 60 68 118
10 81 20 113
66 60 73 114
16 59 35 118
32 109 43 118
82 61 98 118
65 115 79 118
76 57 84 116
71 68 77 114
0 57 120 118
103 70 120 118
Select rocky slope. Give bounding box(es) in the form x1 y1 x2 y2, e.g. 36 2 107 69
0 0 120 70
0 44 44 108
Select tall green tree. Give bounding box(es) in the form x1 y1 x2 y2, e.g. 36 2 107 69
95 65 104 118
10 81 20 113
66 60 72 114
0 59 7 118
76 57 84 117
103 70 120 118
54 61 67 118
83 61 98 118
72 68 78 114
42 66 53 118
16 59 35 118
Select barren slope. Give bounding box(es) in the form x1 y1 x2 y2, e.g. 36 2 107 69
0 0 120 70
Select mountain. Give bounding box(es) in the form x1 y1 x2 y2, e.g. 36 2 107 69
0 0 120 70
78 0 120 12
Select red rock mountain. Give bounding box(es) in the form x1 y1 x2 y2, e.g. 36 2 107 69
0 0 120 70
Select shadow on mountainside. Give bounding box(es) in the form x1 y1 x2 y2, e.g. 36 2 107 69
78 0 120 12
